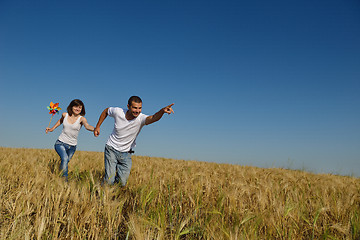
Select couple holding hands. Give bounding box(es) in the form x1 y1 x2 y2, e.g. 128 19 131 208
46 96 174 185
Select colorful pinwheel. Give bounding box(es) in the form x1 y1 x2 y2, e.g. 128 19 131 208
47 102 61 115
47 102 61 128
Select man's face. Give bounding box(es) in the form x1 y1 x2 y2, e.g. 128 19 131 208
128 102 142 118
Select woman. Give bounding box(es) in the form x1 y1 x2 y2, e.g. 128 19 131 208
46 99 94 181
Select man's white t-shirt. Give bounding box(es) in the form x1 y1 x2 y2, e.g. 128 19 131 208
106 107 148 152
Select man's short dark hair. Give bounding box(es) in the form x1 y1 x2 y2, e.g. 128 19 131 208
128 96 142 106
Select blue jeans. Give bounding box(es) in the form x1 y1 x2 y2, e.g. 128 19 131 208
104 144 132 186
54 140 76 181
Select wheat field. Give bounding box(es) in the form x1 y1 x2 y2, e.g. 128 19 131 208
0 147 359 239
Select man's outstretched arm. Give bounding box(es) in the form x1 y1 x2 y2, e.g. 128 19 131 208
94 108 109 137
145 103 174 125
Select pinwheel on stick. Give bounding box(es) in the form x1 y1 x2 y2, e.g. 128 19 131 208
47 102 61 128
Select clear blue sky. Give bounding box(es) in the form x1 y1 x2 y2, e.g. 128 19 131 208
1 0 359 176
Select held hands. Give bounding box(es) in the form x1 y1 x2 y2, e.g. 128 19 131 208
163 103 175 115
94 127 100 137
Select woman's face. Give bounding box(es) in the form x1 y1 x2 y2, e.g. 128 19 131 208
72 105 82 115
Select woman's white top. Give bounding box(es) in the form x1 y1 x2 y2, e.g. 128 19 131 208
58 113 82 146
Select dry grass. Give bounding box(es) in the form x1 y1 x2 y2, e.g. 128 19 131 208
0 147 359 239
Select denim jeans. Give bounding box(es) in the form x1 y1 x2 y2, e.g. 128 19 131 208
103 144 132 186
54 140 76 181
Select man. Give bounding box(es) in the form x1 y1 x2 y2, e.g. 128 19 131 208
94 96 174 186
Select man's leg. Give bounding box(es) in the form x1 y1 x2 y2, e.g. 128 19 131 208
103 145 118 185
116 152 132 186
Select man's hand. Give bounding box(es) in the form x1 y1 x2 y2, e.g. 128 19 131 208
94 127 100 137
94 108 109 137
163 103 175 114
145 103 175 125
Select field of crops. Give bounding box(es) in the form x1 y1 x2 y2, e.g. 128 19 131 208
1 147 359 239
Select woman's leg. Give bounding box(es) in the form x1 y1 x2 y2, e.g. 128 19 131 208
65 145 76 179
54 140 71 181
